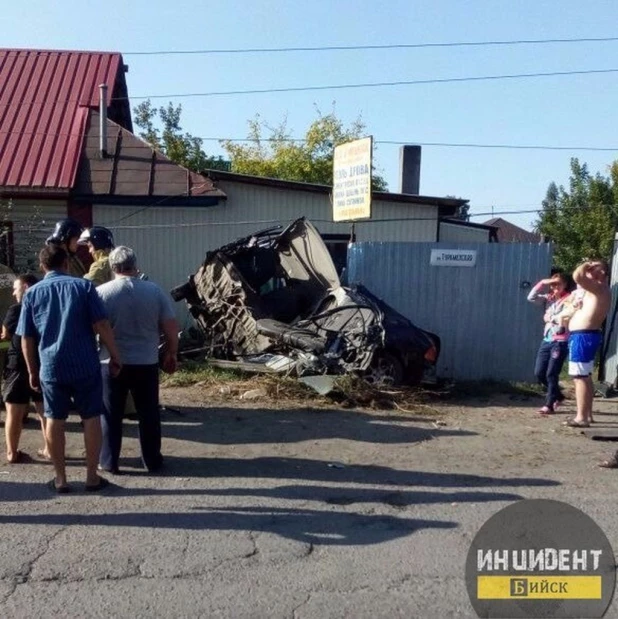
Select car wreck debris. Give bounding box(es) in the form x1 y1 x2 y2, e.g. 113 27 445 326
171 217 440 386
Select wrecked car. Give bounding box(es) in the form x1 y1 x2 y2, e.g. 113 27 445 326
171 217 440 386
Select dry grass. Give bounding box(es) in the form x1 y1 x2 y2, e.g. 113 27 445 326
160 361 441 414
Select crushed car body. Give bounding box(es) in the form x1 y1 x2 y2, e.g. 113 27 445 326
171 217 440 386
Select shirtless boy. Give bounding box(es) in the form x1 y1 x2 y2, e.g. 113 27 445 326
564 260 610 429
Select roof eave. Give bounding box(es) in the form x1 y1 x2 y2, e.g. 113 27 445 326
206 169 468 211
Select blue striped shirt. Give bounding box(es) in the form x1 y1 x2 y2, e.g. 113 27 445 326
16 271 107 382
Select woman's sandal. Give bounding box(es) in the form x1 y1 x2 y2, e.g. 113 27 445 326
7 450 25 464
563 418 591 428
598 455 618 469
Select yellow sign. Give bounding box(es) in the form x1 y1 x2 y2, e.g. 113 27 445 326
477 576 602 600
332 136 372 222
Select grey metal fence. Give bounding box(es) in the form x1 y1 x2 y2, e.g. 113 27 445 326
347 242 553 381
602 234 618 386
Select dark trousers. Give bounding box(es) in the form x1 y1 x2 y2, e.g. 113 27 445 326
100 364 162 472
534 340 568 407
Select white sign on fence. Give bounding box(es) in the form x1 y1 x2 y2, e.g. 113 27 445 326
332 136 372 222
430 249 477 267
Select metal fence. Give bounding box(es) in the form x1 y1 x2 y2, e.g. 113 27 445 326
347 241 553 381
602 234 618 386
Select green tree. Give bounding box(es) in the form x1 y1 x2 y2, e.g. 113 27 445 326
445 196 469 221
133 100 229 172
535 158 618 273
221 109 388 191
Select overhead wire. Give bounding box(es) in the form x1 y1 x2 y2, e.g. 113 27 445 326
2 67 618 110
122 36 618 55
5 201 618 234
0 128 617 152
119 68 618 101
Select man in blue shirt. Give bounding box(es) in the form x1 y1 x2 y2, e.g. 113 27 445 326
17 245 122 493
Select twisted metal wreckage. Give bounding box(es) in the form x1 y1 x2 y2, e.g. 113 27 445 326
171 217 440 389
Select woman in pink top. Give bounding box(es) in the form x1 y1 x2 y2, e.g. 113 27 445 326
527 272 573 414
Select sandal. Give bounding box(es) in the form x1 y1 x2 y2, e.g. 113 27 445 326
37 448 51 460
563 418 591 428
598 455 618 469
7 450 25 464
47 479 70 494
85 476 110 492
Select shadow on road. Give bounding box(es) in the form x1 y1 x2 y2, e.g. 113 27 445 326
0 505 457 546
145 455 562 489
0 455 559 503
90 405 480 447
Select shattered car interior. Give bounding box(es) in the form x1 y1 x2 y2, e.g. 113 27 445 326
171 217 440 386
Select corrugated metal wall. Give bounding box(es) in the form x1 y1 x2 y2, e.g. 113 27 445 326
94 181 440 325
602 234 618 385
439 221 490 243
3 199 67 272
348 242 553 381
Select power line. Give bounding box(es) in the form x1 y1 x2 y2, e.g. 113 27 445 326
1 128 617 152
103 205 618 229
123 36 618 56
2 67 617 110
121 68 618 101
6 203 618 233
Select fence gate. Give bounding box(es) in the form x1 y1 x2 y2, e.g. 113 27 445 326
347 242 553 382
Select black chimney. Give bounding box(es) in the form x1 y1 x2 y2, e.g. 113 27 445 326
399 145 421 195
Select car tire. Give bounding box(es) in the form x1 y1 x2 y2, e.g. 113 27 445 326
364 351 405 387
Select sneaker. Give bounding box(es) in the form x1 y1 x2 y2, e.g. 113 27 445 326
552 401 561 412
538 406 553 415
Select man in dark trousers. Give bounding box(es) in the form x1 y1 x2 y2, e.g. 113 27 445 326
97 246 178 474
17 245 122 492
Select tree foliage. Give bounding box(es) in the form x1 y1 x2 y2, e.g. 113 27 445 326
445 197 469 221
133 100 229 172
134 102 388 190
535 158 618 273
221 110 388 191
0 200 46 272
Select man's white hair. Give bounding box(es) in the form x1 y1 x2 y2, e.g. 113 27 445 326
109 246 137 273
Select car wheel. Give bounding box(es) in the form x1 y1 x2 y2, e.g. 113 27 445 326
363 351 404 387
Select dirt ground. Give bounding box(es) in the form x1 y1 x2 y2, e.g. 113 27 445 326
156 382 618 481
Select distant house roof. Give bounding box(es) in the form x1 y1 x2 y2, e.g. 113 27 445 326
483 217 541 243
441 217 499 241
73 111 225 204
206 169 466 217
0 48 132 192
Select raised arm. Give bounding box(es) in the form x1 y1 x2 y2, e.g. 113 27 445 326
527 278 554 303
573 262 608 295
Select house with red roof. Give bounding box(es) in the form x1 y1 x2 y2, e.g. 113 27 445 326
0 48 224 270
1 48 488 323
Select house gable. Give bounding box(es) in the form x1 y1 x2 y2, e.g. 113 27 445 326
0 48 131 193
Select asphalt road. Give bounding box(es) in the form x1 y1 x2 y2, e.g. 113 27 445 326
1 390 617 618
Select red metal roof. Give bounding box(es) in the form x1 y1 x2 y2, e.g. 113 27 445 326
484 217 541 243
0 49 126 191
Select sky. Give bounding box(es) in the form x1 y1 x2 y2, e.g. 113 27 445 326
3 0 618 231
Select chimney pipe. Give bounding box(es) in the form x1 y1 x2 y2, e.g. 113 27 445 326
99 83 108 158
399 145 421 195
